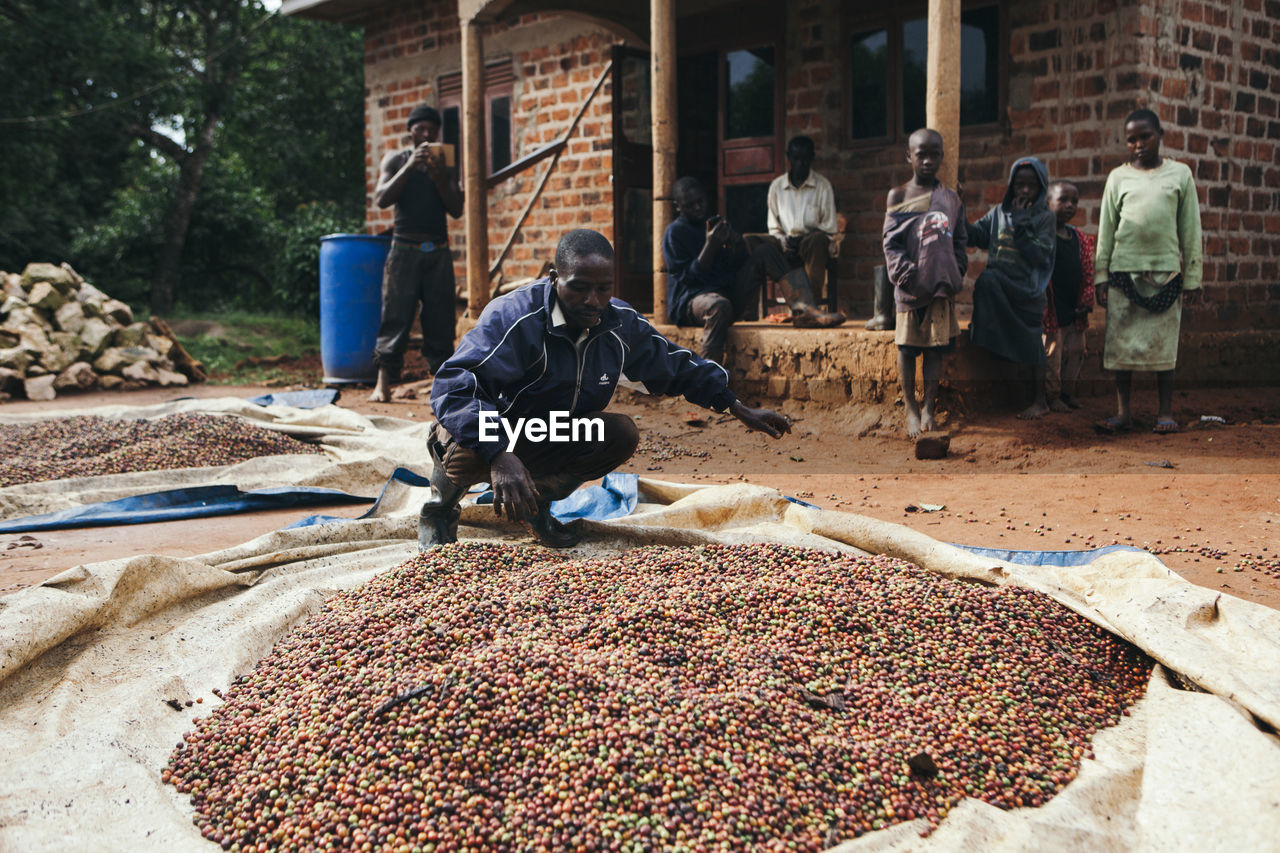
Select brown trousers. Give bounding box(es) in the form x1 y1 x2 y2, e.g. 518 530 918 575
436 411 639 502
761 231 832 301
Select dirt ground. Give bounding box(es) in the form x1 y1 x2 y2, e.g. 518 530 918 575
2 352 1278 611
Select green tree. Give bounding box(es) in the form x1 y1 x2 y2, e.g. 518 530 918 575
0 1 363 315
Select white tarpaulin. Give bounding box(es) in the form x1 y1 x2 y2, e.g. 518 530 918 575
0 402 1278 851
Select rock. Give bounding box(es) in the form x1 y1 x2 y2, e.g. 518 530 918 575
93 347 129 374
94 345 157 374
26 281 68 312
100 374 125 390
20 262 76 295
76 279 108 300
2 305 50 333
0 330 16 349
914 431 951 460
0 366 22 392
122 360 161 384
38 335 76 373
79 298 104 319
59 262 85 286
1 295 28 316
113 321 149 347
0 347 32 373
2 273 24 298
124 345 160 363
54 300 87 334
156 367 189 387
78 317 115 357
101 299 133 325
50 330 84 362
23 374 56 401
146 333 175 357
53 361 98 391
15 326 52 357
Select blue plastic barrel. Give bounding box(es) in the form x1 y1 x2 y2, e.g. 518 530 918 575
318 233 391 384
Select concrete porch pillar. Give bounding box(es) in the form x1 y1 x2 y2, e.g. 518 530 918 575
650 0 676 324
926 0 961 189
461 15 490 318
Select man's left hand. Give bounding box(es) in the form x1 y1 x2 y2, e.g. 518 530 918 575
729 400 793 439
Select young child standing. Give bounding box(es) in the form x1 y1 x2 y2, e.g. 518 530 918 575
966 157 1057 419
1094 109 1204 434
882 128 968 438
1042 180 1096 411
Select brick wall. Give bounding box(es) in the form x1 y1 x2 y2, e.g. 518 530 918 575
359 3 619 293
351 0 1277 329
787 0 1280 330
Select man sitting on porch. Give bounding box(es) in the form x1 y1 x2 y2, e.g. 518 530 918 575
662 177 841 365
765 135 843 309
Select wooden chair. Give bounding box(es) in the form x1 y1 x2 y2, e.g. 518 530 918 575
756 212 847 317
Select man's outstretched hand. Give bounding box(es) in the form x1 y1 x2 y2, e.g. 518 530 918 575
729 400 793 439
488 451 540 522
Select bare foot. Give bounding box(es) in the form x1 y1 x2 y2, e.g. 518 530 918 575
1048 397 1071 413
921 412 938 432
1017 401 1050 420
368 368 393 403
1060 392 1081 409
905 410 922 439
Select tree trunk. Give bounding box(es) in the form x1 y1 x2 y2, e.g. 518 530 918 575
149 114 219 317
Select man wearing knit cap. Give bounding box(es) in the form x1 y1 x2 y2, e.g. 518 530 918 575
369 104 464 402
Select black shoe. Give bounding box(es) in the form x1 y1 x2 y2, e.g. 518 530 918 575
418 503 460 549
529 503 581 548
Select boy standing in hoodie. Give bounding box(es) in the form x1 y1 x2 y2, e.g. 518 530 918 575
882 129 968 438
966 156 1057 419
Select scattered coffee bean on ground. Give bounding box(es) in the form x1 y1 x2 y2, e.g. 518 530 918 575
167 543 1152 852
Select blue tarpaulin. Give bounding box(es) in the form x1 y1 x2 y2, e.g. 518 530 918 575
244 389 340 408
951 542 1148 566
0 485 374 534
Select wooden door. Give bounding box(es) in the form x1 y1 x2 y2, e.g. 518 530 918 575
610 45 654 313
718 43 782 235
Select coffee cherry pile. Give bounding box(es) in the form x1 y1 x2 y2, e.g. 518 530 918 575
0 413 321 487
166 543 1151 852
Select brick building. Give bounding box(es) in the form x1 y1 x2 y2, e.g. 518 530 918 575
284 0 1280 334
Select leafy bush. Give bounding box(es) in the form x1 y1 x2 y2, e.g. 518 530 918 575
273 201 365 316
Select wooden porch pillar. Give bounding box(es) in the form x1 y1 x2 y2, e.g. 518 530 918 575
925 0 961 189
462 17 490 317
650 0 676 324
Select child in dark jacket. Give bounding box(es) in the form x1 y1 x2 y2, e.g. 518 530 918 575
1042 180 1096 411
966 156 1057 419
882 128 967 438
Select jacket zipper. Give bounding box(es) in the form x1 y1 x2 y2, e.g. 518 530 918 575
569 335 597 415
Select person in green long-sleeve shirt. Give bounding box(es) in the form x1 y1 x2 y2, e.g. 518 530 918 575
1094 109 1205 435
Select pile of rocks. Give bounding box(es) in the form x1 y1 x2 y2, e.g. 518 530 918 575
0 262 206 401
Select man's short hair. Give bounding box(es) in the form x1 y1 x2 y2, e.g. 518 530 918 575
907 127 944 149
1124 108 1162 133
1047 180 1078 197
787 135 815 156
672 176 704 202
407 105 442 129
555 229 615 272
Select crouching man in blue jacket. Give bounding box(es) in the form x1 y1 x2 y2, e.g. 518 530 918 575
423 228 793 549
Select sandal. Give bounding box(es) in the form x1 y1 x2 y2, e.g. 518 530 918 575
1094 416 1132 434
1153 419 1181 434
